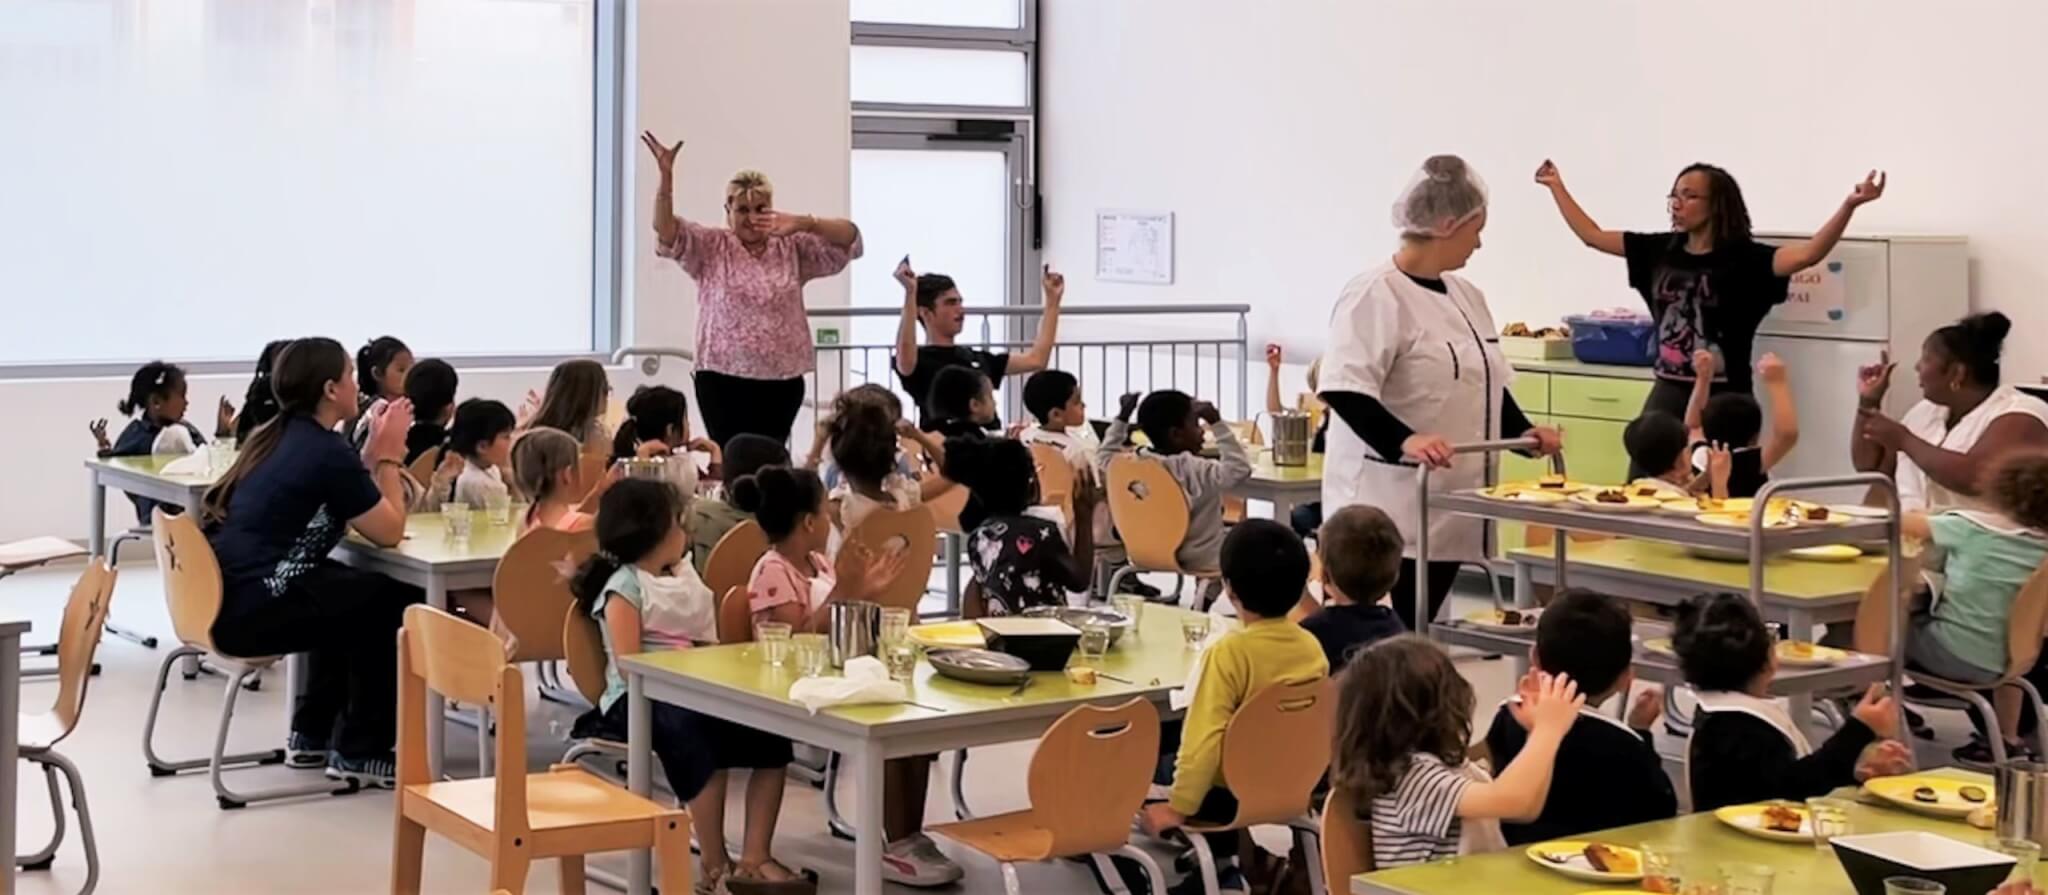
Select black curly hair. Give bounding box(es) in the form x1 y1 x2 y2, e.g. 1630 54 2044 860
1673 592 1772 693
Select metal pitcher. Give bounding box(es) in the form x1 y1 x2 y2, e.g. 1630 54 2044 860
828 601 881 669
1268 410 1313 467
620 457 668 481
1997 759 2048 845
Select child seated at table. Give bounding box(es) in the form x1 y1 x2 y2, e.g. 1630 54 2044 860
1020 369 1099 472
809 384 926 485
401 358 459 465
611 385 717 499
686 434 788 575
90 360 231 521
571 479 805 892
511 426 607 533
925 366 1001 441
827 401 925 535
1331 636 1582 868
1482 590 1675 845
943 436 1097 617
1302 505 1408 671
1677 591 1913 812
447 398 517 508
1100 389 1253 578
1139 520 1327 892
522 358 612 448
1686 351 1799 499
1622 411 1699 496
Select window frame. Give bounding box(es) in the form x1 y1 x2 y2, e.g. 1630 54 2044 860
0 0 628 380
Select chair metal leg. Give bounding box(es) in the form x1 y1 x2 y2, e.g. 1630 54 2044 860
209 667 356 809
102 619 157 649
1090 854 1133 895
16 760 64 871
788 744 828 786
1114 844 1169 895
950 749 974 821
1000 862 1023 895
823 752 856 840
142 646 283 776
45 749 99 895
1186 832 1223 895
1296 825 1325 895
2012 677 2048 758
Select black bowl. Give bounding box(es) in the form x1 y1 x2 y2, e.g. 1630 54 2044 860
1830 831 2016 895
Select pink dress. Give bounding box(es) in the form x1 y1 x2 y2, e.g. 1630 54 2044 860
748 549 836 624
657 219 863 381
521 508 594 534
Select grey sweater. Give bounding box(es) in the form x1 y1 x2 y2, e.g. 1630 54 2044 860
1100 420 1253 571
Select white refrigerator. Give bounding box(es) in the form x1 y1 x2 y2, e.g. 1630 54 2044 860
1752 233 1969 496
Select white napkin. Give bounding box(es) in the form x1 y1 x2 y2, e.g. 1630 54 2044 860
788 656 908 713
160 451 211 476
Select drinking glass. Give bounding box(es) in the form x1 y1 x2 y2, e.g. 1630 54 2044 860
1720 862 1775 895
441 503 473 540
793 633 830 677
1639 841 1687 894
484 493 512 526
1882 879 1945 895
879 607 912 649
1805 797 1854 852
882 641 919 682
1111 594 1145 639
1181 615 1211 649
756 622 793 668
1075 621 1112 669
1991 836 2042 882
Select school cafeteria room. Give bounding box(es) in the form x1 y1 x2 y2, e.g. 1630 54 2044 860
9 1 2048 894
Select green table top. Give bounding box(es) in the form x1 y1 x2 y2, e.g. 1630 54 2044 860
624 605 1216 726
339 512 519 566
1509 538 1886 601
90 452 229 484
1250 451 1323 485
1355 769 2008 895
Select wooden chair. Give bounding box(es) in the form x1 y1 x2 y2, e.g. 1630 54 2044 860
393 604 693 895
1027 442 1077 524
839 505 939 612
16 560 115 894
926 484 971 535
1854 558 2048 765
407 448 445 502
716 586 754 646
1180 678 1336 895
491 527 599 665
930 698 1168 895
142 509 353 808
1319 787 1376 886
702 520 770 606
1 535 94 677
1104 454 1215 604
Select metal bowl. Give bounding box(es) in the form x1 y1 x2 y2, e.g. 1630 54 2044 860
1021 606 1134 647
926 648 1032 686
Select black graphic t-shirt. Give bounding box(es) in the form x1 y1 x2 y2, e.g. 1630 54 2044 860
1623 232 1789 390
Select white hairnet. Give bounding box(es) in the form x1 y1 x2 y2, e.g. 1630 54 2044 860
1391 155 1488 238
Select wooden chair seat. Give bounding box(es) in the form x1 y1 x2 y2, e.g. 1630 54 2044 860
926 809 1058 863
404 765 675 843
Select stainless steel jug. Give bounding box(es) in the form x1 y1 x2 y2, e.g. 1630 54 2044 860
1999 759 2048 845
828 601 881 669
620 457 668 481
1268 410 1312 467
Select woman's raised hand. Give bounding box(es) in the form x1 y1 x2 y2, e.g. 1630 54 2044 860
639 131 683 176
1533 159 1564 190
1846 170 1887 207
366 398 414 464
1857 350 1895 404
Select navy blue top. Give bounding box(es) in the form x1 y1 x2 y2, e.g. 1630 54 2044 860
206 416 383 613
1300 602 1406 671
108 418 207 520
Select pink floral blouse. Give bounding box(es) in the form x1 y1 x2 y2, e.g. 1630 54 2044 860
658 220 863 381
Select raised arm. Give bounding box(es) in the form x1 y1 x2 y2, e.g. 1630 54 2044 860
1685 350 1718 438
1534 160 1625 257
1871 412 2048 500
893 257 921 377
1006 266 1066 376
1774 171 1885 276
1264 344 1285 414
1459 673 1584 821
1850 353 1896 474
640 131 684 249
1756 353 1801 471
350 399 415 547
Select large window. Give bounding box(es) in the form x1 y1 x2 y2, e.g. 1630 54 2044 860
0 0 621 371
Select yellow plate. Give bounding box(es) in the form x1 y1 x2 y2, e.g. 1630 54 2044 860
1502 479 1591 495
1697 512 1795 530
1790 544 1864 563
1642 637 1676 657
1524 841 1644 882
1864 775 1993 818
1775 641 1849 667
1570 491 1662 513
1713 803 1813 842
908 621 985 649
1481 487 1569 505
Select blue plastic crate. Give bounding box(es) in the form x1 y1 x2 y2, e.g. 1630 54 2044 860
1565 315 1657 367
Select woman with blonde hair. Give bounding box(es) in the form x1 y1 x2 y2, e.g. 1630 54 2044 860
642 132 864 447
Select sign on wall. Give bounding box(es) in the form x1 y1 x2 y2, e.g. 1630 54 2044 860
1779 259 1848 324
1095 210 1174 284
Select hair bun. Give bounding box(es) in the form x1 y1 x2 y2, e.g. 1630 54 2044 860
1965 311 2012 349
1423 154 1466 183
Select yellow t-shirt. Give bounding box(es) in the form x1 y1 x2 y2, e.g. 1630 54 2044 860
1169 618 1329 815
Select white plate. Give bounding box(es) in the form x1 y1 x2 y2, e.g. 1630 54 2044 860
1524 842 1643 883
1829 504 1894 519
1569 492 1661 513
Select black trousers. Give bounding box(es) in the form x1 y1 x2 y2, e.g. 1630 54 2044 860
1154 720 1243 862
1629 377 1743 479
1391 559 1462 633
212 562 421 759
694 369 807 450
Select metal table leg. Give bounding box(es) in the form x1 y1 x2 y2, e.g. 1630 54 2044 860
626 674 652 894
852 743 887 895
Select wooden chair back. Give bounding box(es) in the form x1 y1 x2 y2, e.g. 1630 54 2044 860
702 520 770 606
406 448 443 499
489 526 598 663
398 604 530 837
2001 563 2048 677
560 602 609 707
925 484 970 535
574 450 613 501
717 586 754 645
151 509 225 654
1025 698 1161 857
840 506 938 611
1211 678 1335 827
1106 454 1191 572
1320 787 1377 882
46 560 116 742
1028 442 1078 519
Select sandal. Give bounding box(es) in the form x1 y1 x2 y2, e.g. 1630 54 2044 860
694 861 730 895
724 859 818 895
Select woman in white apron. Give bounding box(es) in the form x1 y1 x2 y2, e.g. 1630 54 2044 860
1320 156 1562 631
1854 311 2048 513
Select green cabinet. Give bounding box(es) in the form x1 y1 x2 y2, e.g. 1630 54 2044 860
1509 373 1551 415
1493 365 1653 556
1550 375 1653 421
1554 416 1632 485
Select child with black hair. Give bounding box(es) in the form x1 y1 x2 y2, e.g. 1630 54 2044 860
612 384 717 498
1622 411 1698 496
943 437 1098 617
1100 389 1253 576
1677 591 1912 811
1138 520 1328 889
1687 351 1799 499
926 365 999 440
890 256 1064 431
89 360 234 521
401 358 459 465
571 479 803 892
234 339 293 442
347 336 413 448
686 434 790 575
1482 590 1675 845
447 398 517 507
1303 505 1409 671
809 384 930 489
828 402 924 536
1020 369 1100 471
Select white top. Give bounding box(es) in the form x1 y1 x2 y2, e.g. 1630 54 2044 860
453 459 510 508
1020 426 1099 476
1319 263 1508 561
1897 385 2048 512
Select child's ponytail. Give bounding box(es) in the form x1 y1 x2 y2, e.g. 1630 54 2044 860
119 361 184 417
570 479 679 614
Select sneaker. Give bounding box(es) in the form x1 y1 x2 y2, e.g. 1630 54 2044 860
285 731 329 770
1118 577 1163 599
881 834 963 887
1952 737 2035 769
326 752 397 789
1167 862 1246 895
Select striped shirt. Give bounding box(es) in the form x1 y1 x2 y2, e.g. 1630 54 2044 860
1369 753 1470 869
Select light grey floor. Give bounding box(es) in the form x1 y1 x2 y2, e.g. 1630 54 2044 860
0 561 1966 894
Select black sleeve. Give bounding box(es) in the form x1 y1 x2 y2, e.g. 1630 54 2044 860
1621 231 1666 298
1746 241 1793 307
1502 389 1534 439
1320 390 1415 462
1689 714 1875 812
982 349 1011 381
1037 526 1089 593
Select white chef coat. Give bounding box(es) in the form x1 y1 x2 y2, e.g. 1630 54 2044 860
1897 385 2048 513
1319 263 1508 562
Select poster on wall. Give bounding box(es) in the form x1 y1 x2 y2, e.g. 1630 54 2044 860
1095 210 1174 284
1778 259 1848 324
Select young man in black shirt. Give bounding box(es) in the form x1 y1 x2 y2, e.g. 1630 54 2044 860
891 257 1065 431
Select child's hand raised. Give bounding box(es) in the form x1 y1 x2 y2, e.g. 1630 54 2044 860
216 396 236 435
88 418 110 450
1525 672 1585 735
1757 352 1788 384
1265 343 1284 371
435 450 465 483
1117 392 1142 420
1193 400 1222 426
1627 686 1664 731
1851 683 1901 739
516 389 541 428
1692 349 1718 382
1855 739 1915 782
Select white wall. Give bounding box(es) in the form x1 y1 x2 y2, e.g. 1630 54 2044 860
0 0 850 545
1041 0 2048 386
